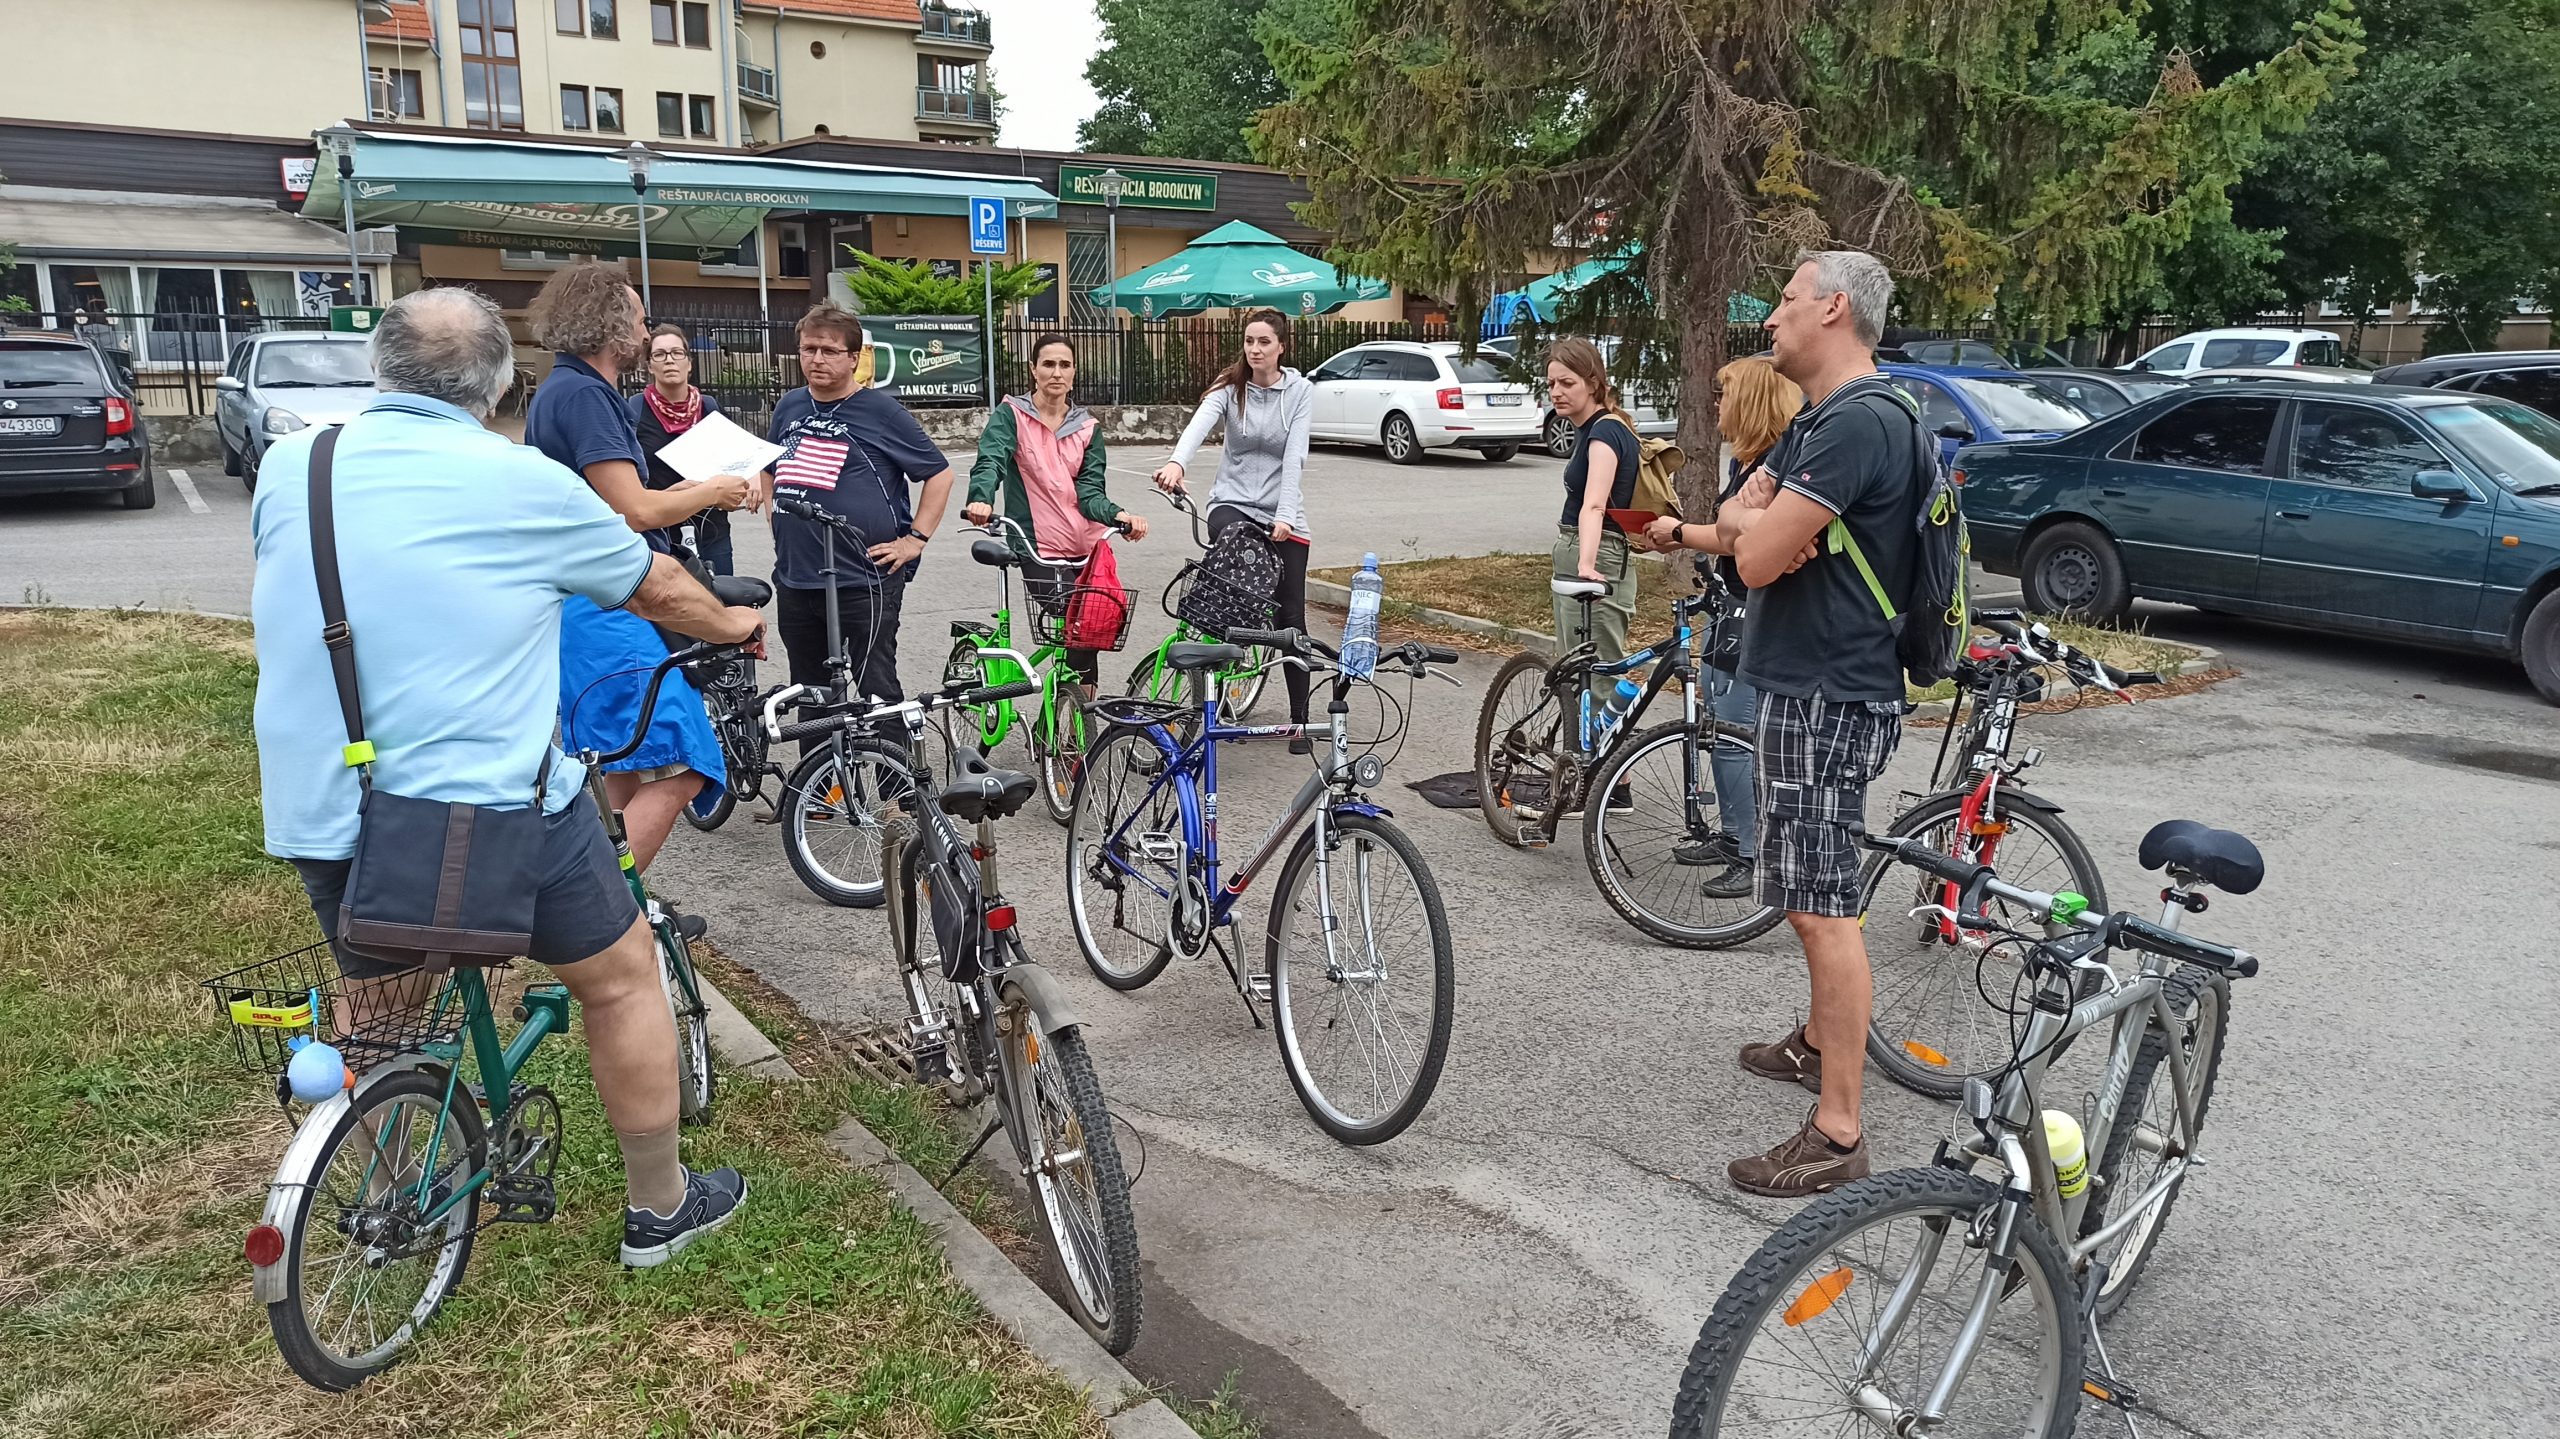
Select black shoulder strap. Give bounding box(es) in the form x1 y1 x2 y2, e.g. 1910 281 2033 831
307 427 370 780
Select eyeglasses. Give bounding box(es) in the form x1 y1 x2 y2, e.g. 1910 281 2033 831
649 348 688 360
798 344 852 358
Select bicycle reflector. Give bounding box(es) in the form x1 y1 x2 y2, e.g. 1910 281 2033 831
1783 1268 1853 1327
244 1223 285 1268
984 905 1017 932
1903 1040 1951 1068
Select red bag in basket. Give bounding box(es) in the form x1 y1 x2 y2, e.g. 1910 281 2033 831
1065 539 1130 650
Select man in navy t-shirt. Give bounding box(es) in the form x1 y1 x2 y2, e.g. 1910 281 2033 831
766 302 956 700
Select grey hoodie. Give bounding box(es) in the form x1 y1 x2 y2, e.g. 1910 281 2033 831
1168 366 1314 539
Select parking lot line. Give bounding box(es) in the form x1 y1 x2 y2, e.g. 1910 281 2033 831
166 468 210 515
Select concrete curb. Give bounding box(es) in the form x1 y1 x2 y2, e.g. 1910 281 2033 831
1905 644 2227 721
695 976 1202 1439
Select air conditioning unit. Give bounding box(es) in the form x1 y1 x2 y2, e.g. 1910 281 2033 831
355 227 399 259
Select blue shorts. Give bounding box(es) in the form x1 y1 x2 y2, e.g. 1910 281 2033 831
291 791 639 979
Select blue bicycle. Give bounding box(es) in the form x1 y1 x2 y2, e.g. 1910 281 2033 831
1063 626 1459 1145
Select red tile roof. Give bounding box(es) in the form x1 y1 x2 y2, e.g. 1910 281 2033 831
739 0 925 23
366 1 434 43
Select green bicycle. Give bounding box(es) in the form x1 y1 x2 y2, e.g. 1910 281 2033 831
212 632 755 1392
1120 485 1274 718
944 512 1136 824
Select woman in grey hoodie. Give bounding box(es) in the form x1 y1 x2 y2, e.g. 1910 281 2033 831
1153 308 1319 741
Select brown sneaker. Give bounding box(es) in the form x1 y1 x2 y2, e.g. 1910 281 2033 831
1728 1110 1869 1198
1738 1025 1823 1093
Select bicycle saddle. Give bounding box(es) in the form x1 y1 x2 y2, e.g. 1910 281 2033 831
708 575 772 609
2137 819 2264 895
939 749 1036 823
970 537 1016 569
1551 577 1608 599
1167 641 1246 672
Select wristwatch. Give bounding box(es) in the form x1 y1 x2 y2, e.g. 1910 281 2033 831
900 523 929 544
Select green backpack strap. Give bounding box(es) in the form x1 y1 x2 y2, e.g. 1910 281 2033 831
1825 518 1899 621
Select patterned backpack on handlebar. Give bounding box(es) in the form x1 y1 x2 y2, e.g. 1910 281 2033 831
1175 518 1282 640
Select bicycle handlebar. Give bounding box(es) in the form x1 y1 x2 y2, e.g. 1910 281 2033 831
592 639 733 765
775 496 868 544
768 679 1041 745
1971 612 2162 694
1860 832 2255 978
1230 627 1459 680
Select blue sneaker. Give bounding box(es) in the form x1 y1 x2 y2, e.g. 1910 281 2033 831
620 1166 748 1268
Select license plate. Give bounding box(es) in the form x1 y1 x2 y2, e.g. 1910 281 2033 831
0 416 62 436
1486 394 1523 407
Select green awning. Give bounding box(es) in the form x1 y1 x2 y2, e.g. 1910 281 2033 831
1097 221 1390 319
300 130 1056 260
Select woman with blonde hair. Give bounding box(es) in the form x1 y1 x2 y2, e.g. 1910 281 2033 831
1548 337 1641 681
1646 354 1804 896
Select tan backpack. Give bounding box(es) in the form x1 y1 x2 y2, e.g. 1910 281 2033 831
1609 409 1687 516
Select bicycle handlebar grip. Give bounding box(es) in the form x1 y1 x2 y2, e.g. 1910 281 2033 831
1884 834 1997 890
964 680 1041 708
774 715 845 744
1416 644 1459 665
1227 627 1299 652
2112 913 2253 976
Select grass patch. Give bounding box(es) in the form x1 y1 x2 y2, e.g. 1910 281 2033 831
0 609 1105 1437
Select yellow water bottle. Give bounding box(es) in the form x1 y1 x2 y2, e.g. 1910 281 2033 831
2043 1110 2089 1198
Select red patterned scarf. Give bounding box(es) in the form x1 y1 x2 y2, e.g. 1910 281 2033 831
643 382 702 436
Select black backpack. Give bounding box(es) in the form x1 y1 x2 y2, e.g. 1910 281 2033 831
1175 518 1282 639
1821 377 1971 688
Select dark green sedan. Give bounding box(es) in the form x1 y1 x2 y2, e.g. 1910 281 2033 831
1958 381 2560 702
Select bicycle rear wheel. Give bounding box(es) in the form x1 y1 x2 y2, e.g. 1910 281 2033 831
1064 726 1182 990
1038 686 1089 827
1672 1167 2081 1439
1862 790 2108 1100
267 1068 483 1392
781 737 910 909
1474 651 1567 848
1219 649 1270 718
1266 812 1454 1145
2079 964 2227 1318
1584 720 1785 949
996 990 1143 1354
659 920 716 1124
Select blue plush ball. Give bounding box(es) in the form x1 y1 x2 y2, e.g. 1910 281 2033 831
287 1041 349 1103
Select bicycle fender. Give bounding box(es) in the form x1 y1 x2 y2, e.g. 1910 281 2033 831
994 965 1083 1036
1986 785 2068 819
1332 799 1391 821
253 1091 356 1304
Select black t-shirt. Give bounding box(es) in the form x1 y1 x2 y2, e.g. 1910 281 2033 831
1559 413 1640 530
767 386 951 591
1738 379 1924 703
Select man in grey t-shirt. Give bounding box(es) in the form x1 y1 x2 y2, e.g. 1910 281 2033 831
1712 250 1922 1199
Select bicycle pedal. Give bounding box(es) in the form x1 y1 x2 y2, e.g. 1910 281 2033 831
489 1177 557 1224
2078 1373 2141 1412
1247 973 1274 1002
1136 831 1181 862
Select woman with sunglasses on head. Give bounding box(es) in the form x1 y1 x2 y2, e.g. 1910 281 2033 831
628 323 743 575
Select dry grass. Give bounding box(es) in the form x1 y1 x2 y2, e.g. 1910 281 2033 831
1313 551 1672 639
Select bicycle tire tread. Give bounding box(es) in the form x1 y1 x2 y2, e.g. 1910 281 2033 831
1582 720 1785 950
2078 963 2225 1317
1009 1022 1145 1354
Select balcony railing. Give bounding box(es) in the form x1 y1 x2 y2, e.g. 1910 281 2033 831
917 5 992 47
915 86 995 125
738 59 777 106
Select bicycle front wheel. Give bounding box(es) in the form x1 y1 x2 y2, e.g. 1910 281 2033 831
1584 719 1785 950
996 996 1143 1354
1474 651 1566 849
268 1068 484 1392
1220 648 1270 718
1671 1167 2081 1439
1265 812 1454 1145
781 738 911 909
1863 790 2108 1100
2080 963 2227 1318
1064 726 1182 991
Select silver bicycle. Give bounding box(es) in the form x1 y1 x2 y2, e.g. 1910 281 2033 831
1673 819 2264 1438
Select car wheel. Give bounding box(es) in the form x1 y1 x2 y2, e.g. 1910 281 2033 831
219 425 242 479
2522 590 2560 705
1481 444 1520 463
1543 411 1576 458
243 441 261 491
119 468 157 511
2018 520 2129 623
1382 413 1423 465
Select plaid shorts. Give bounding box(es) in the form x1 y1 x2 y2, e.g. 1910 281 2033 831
1754 692 1906 917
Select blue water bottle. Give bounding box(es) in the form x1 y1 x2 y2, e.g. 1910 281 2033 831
1594 675 1644 741
1341 553 1384 678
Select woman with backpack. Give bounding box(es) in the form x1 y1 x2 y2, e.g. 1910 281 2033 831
1645 355 1805 898
1548 338 1642 683
963 332 1147 698
1152 308 1318 750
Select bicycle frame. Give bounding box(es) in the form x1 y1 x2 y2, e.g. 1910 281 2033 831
957 516 1088 750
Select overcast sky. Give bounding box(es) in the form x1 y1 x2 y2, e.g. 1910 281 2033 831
979 0 1104 152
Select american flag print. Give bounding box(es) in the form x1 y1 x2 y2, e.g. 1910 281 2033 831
775 436 849 492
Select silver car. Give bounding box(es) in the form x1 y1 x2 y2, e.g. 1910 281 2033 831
213 333 379 487
1481 332 1679 456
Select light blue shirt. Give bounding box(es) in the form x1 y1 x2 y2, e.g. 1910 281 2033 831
251 394 653 860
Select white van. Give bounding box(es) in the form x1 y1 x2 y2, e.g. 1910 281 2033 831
2125 327 2344 376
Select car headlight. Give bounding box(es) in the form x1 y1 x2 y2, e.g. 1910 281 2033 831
262 406 307 436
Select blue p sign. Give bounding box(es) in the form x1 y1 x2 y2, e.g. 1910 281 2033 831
969 197 1006 255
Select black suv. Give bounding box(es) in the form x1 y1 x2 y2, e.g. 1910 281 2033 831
0 333 154 509
2368 350 2560 420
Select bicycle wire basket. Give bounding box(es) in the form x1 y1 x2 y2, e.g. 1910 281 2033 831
1163 560 1277 640
1031 583 1139 652
202 941 485 1077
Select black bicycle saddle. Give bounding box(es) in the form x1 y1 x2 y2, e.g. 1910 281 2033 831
970 537 1017 569
938 748 1036 823
2137 820 2264 895
708 574 772 609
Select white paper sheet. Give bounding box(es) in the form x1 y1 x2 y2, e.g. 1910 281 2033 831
652 410 786 485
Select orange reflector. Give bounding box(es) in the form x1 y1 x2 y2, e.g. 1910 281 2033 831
1970 820 2009 838
1903 1040 1951 1067
2083 1381 2113 1402
1026 1031 1041 1064
1784 1268 1853 1327
824 784 843 806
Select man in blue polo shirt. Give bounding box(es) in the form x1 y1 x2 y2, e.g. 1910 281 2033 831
250 287 765 1268
767 301 957 700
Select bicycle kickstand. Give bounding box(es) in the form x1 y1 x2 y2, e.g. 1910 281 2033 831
939 1115 1007 1194
1210 931 1268 1030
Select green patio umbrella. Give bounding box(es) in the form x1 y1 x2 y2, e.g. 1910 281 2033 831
1501 253 1773 325
1097 221 1391 319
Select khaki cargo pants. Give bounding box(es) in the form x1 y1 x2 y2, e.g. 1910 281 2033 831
1552 526 1638 701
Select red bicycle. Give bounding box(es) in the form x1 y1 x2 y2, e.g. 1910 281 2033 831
1859 609 2163 1099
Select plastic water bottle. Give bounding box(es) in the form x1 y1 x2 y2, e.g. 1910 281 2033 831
1341 553 1384 678
1594 675 1644 741
2042 1110 2089 1198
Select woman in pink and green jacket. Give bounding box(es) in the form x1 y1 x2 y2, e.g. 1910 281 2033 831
963 332 1148 691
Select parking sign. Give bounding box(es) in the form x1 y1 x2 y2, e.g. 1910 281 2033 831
968 197 1007 256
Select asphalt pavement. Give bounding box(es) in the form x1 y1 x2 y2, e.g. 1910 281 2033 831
7 438 2554 1437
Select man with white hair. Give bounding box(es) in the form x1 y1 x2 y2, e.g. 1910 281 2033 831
249 286 764 1266
1714 248 1925 1198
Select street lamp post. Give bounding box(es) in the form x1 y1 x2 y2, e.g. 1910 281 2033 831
1096 167 1126 403
622 142 656 314
315 125 367 306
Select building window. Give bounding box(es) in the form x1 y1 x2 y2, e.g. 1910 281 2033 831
681 2 710 47
656 91 683 137
368 67 425 119
650 0 675 43
500 249 582 270
560 84 592 130
555 0 581 32
594 86 624 133
458 0 525 131
687 93 715 139
589 0 617 37
777 222 808 278
809 40 826 58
